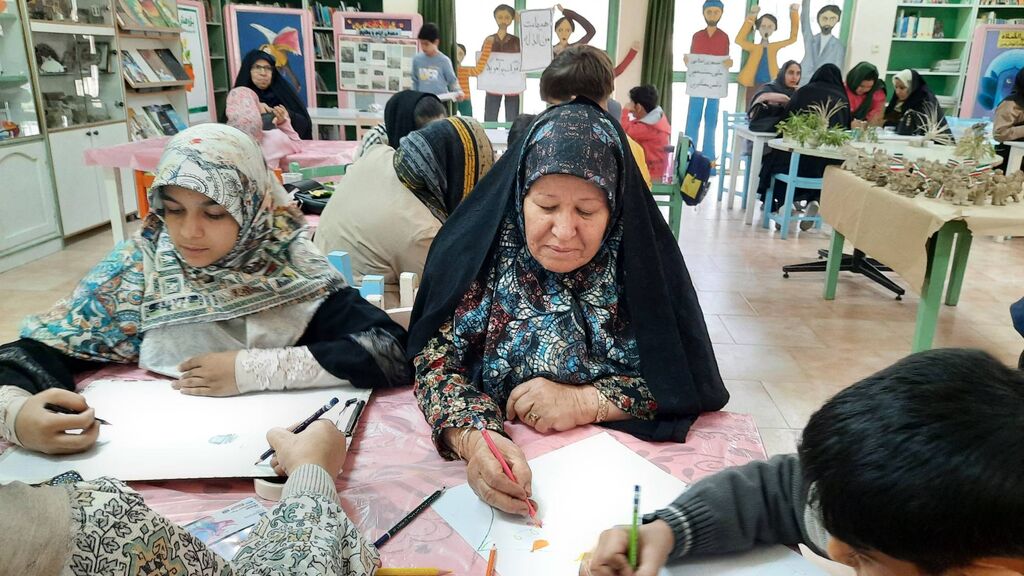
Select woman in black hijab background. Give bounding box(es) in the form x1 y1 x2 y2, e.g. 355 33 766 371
235 49 313 140
757 64 851 220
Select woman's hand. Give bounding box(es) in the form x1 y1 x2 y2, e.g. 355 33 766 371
173 351 240 397
272 105 289 125
259 102 274 115
506 377 597 433
14 389 99 455
267 419 347 477
457 429 534 516
580 520 675 576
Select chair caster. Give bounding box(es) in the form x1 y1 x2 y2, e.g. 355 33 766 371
895 295 902 301
783 272 790 278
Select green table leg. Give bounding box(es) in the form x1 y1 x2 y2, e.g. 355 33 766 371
912 223 957 352
944 223 972 307
823 229 845 300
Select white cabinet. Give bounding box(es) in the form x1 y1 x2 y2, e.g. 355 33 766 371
49 122 133 236
0 139 61 253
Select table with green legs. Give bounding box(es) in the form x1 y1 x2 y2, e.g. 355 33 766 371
819 169 1024 352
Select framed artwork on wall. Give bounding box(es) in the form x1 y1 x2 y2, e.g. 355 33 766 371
225 4 315 108
177 0 216 123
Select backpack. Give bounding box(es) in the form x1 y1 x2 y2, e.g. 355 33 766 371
747 100 788 133
677 139 712 207
285 179 333 215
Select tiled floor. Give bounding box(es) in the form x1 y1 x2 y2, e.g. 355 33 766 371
2 198 1022 458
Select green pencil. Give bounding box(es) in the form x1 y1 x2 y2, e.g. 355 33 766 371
629 484 640 569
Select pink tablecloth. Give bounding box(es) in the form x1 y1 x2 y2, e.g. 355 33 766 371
19 366 766 571
83 138 358 173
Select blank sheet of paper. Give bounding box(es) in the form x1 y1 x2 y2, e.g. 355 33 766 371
0 379 369 483
433 431 829 576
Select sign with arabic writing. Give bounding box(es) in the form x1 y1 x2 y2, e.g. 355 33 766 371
685 54 728 99
339 14 417 39
477 52 526 94
520 9 553 72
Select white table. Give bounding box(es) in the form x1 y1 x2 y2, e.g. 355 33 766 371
728 126 778 226
485 127 509 154
1007 141 1024 176
308 107 384 141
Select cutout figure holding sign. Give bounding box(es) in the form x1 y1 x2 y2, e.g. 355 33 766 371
483 4 522 123
684 0 733 164
552 4 595 57
799 0 846 86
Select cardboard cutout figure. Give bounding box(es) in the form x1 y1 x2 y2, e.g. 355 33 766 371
684 0 733 164
552 4 595 57
799 0 845 86
483 3 522 123
736 4 799 107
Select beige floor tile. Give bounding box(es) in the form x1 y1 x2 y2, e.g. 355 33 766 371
806 318 913 350
722 380 788 429
711 343 813 382
703 315 734 345
757 428 802 458
762 380 847 429
720 316 825 348
696 291 757 316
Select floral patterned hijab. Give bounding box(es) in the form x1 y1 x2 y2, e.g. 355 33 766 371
22 124 343 362
225 86 266 141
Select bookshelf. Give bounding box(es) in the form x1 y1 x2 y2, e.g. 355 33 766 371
886 0 1024 115
114 0 191 141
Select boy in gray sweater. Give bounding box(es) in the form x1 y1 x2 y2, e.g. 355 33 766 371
583 348 1024 576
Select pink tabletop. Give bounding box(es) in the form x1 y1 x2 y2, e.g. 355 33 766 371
83 138 358 173
10 365 766 571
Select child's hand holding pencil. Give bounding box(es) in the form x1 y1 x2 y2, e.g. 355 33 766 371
579 519 675 576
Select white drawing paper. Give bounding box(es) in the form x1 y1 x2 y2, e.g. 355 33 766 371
520 8 553 72
663 545 831 575
433 432 829 575
432 432 687 574
0 379 369 483
476 52 526 95
685 54 729 99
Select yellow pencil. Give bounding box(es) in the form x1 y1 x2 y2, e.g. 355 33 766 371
485 544 497 576
370 565 446 569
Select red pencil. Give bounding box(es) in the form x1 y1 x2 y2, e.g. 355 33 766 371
472 417 541 527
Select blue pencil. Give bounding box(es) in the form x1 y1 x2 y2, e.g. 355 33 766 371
254 397 339 464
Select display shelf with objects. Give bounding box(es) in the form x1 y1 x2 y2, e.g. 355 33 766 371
0 0 63 273
25 0 138 236
116 0 190 141
887 0 980 116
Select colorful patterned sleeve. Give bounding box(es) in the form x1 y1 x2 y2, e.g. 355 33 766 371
592 374 658 421
413 319 505 460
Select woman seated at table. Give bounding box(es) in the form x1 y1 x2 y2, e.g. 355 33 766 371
355 90 447 159
408 100 729 516
0 420 380 575
226 86 301 170
234 49 313 140
757 64 851 226
0 124 408 456
747 60 801 132
315 116 494 309
883 69 952 138
994 68 1024 172
845 61 886 129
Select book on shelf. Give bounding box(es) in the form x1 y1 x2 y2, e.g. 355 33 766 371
155 49 190 81
313 31 335 60
917 17 934 39
129 106 164 139
138 49 179 82
120 51 151 85
117 0 179 29
143 103 186 135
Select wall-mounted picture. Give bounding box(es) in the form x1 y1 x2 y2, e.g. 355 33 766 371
962 25 1024 119
177 0 216 122
225 4 315 107
337 37 415 93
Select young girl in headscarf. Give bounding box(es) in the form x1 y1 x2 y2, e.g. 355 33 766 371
234 49 313 139
0 124 408 456
845 61 887 127
884 69 951 137
226 86 302 169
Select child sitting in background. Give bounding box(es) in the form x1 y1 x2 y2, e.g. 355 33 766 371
413 23 462 100
455 40 492 117
539 45 652 187
621 84 672 181
582 348 1024 576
